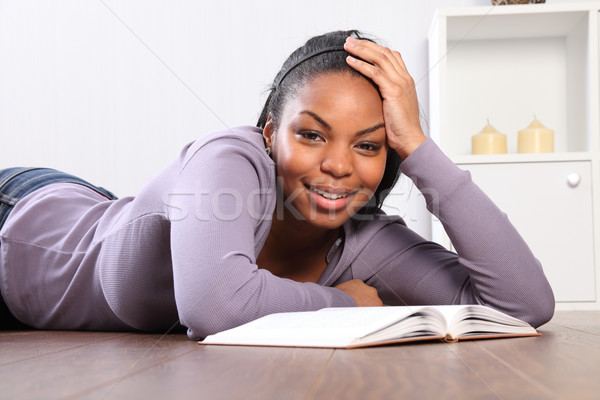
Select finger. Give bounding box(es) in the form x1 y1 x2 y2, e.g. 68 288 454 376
345 38 409 77
347 54 415 101
391 50 408 73
344 38 400 77
346 55 396 89
346 38 411 80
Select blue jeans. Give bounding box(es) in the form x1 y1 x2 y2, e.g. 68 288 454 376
0 167 117 329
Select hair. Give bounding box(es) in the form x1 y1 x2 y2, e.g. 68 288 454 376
256 29 403 216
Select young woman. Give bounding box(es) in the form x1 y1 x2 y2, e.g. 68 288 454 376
0 30 554 338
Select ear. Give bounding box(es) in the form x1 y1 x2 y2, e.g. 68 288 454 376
263 114 276 150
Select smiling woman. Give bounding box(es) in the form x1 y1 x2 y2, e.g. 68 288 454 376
265 73 387 226
0 30 555 339
256 73 389 284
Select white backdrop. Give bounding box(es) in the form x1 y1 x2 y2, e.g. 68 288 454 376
0 0 573 238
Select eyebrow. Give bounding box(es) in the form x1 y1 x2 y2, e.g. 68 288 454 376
299 110 385 137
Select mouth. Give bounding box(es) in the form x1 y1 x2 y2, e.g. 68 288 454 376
304 184 359 211
308 185 353 200
300 183 363 216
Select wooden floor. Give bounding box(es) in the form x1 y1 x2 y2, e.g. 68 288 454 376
1 311 599 399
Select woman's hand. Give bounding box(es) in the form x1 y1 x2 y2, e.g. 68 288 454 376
335 279 383 307
344 36 426 159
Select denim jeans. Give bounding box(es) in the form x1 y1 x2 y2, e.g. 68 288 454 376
0 167 117 328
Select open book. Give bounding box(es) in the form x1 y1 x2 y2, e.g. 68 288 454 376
201 305 540 349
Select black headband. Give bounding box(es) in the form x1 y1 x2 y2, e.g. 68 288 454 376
274 45 347 88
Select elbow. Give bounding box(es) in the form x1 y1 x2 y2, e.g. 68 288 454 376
486 276 556 329
177 294 255 340
179 308 238 340
530 292 555 329
507 258 556 328
177 307 208 340
522 282 556 329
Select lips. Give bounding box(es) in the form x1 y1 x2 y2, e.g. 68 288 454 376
296 182 363 216
306 185 358 212
307 183 355 195
309 186 351 200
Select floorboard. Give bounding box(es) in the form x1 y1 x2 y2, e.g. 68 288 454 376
1 310 599 399
0 332 195 400
80 345 334 400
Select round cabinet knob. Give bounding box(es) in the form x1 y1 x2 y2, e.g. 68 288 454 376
567 173 581 188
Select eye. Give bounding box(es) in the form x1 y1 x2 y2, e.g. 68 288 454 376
297 131 324 143
355 142 383 153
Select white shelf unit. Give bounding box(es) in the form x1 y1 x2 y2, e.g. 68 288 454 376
428 2 600 309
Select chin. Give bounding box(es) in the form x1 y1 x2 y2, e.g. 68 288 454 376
307 217 348 230
283 192 372 229
296 208 356 230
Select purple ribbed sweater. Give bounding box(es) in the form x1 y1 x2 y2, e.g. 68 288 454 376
0 126 555 338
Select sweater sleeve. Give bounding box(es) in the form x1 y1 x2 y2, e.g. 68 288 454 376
168 137 354 339
357 139 554 328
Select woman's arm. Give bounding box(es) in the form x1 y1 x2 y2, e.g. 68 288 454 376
365 139 555 328
168 134 354 339
343 37 554 327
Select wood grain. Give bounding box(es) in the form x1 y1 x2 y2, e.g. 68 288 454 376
0 311 599 399
472 320 600 399
309 340 504 399
81 344 334 400
0 330 130 366
0 332 196 400
551 310 600 335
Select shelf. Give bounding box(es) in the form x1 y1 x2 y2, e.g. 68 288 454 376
444 8 590 40
429 3 599 156
450 151 596 165
428 3 600 307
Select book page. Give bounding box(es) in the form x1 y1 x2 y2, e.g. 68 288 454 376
426 304 475 324
356 307 446 345
429 305 537 339
203 306 434 348
202 305 537 348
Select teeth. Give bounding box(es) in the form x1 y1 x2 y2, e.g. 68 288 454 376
311 186 349 200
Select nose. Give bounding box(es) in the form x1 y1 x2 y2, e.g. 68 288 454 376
320 146 353 178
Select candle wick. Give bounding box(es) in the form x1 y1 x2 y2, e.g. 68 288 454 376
486 118 490 125
533 114 537 120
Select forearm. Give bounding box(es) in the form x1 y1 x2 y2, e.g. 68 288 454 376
173 255 354 339
399 139 555 326
169 137 355 339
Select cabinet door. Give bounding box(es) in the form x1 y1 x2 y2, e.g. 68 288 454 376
459 161 595 302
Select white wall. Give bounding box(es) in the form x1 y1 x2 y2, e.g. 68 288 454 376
0 0 573 237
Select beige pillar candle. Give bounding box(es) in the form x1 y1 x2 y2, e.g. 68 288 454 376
517 117 554 153
471 121 507 155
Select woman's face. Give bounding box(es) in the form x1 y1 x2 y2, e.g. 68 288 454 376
264 72 387 230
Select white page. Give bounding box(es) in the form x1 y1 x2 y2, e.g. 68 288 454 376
425 304 474 326
430 305 535 337
203 306 429 347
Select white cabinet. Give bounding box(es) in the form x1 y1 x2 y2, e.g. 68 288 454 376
428 3 600 308
462 160 595 302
